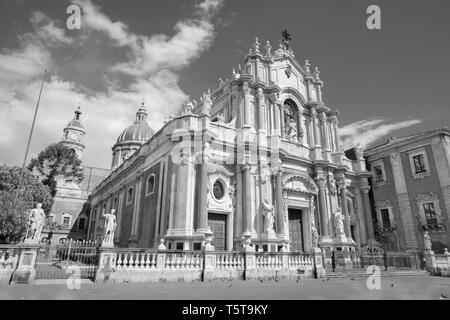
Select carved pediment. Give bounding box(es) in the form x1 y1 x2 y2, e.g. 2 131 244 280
282 174 318 195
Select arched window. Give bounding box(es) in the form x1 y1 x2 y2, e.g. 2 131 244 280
283 100 298 142
146 174 155 196
127 187 134 204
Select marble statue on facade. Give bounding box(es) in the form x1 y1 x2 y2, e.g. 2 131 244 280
334 208 346 238
262 199 275 234
25 203 46 243
102 209 117 247
201 90 212 116
286 118 298 142
424 231 433 252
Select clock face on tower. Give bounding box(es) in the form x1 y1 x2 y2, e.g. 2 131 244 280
68 132 80 142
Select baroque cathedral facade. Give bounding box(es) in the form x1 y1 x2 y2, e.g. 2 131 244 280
85 37 377 255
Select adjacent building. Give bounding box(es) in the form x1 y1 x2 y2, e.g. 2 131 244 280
364 129 450 253
40 108 111 244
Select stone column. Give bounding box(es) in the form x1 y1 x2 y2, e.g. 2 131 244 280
315 176 330 241
338 180 352 240
275 168 286 239
196 143 210 234
129 172 143 247
355 187 368 244
242 164 253 235
114 187 124 245
270 93 280 136
279 104 285 138
257 88 266 132
330 116 340 152
361 185 375 240
311 107 321 148
297 106 304 144
243 82 251 128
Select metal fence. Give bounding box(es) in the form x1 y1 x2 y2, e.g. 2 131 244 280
35 240 99 280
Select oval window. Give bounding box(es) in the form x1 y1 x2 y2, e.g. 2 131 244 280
213 180 225 200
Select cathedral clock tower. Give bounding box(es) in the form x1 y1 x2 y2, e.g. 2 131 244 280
61 106 86 159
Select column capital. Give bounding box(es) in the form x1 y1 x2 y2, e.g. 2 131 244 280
361 185 371 194
314 176 327 188
337 179 347 190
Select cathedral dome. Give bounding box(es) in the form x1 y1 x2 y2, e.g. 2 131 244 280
111 102 154 170
116 122 154 143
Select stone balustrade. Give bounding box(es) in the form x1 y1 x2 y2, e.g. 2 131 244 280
287 253 313 269
116 250 157 270
163 251 203 270
255 253 283 269
215 252 244 270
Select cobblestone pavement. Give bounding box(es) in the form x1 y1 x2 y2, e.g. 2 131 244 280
1 276 449 300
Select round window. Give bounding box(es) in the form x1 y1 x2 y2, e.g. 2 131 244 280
212 180 225 200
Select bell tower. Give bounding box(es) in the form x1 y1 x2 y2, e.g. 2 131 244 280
61 105 86 159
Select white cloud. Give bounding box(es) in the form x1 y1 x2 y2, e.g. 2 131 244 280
339 118 422 149
0 0 225 168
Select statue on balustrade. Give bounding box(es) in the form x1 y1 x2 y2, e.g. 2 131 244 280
424 231 433 252
334 208 345 238
262 199 275 234
25 203 46 243
102 209 117 247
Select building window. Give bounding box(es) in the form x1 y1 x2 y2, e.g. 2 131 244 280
381 208 391 228
212 180 225 200
127 187 134 204
416 193 444 232
146 174 155 196
413 154 427 174
62 214 71 228
408 148 431 179
423 203 438 225
375 200 395 230
63 217 70 226
374 165 384 182
371 159 386 185
78 217 86 230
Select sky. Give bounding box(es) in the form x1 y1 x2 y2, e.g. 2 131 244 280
0 0 449 169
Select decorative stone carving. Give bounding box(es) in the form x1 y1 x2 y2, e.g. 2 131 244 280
207 167 234 212
328 176 337 195
158 238 167 250
283 174 319 195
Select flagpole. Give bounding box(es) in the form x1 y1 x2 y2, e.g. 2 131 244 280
15 69 47 203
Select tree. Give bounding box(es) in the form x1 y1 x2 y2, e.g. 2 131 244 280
0 165 53 244
27 143 84 197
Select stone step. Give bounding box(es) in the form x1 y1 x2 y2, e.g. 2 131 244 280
324 270 428 279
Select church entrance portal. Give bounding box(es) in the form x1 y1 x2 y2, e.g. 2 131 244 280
288 209 304 252
208 213 227 251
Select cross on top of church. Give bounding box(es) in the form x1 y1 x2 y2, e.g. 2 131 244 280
75 103 82 120
282 29 291 42
282 29 292 51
